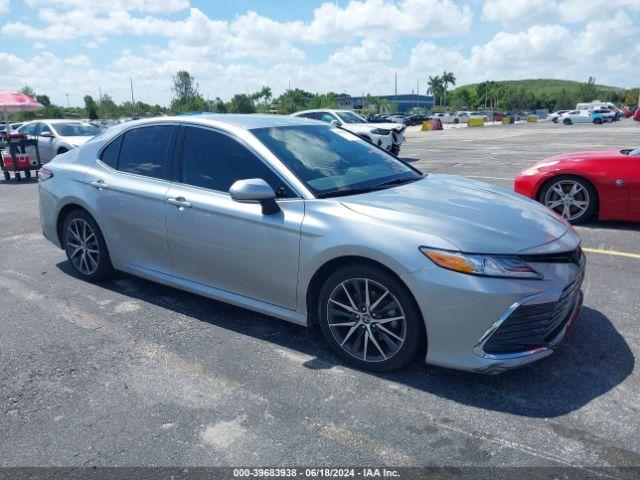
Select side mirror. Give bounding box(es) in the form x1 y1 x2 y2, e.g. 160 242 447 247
330 119 342 127
229 178 281 215
40 131 54 138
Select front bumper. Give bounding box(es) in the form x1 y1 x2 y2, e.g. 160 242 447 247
401 255 585 374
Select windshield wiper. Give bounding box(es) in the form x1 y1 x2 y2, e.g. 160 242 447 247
316 177 422 199
316 186 380 198
373 176 422 189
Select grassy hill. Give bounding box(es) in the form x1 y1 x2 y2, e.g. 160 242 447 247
452 79 625 97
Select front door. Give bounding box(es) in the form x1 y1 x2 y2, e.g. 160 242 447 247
165 125 304 310
84 124 176 274
35 122 56 162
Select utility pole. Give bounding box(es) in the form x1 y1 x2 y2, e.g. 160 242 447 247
129 78 135 115
98 86 102 101
417 79 420 109
65 94 70 108
394 73 398 113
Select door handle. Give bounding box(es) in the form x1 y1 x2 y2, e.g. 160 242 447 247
167 197 192 209
90 180 109 190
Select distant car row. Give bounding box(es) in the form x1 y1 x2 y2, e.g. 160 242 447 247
291 109 406 154
549 107 626 125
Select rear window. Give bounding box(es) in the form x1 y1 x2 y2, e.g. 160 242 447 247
100 136 122 169
117 125 173 179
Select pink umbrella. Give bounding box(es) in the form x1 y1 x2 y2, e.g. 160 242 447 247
0 89 43 132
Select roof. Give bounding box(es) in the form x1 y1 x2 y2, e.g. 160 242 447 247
176 113 318 130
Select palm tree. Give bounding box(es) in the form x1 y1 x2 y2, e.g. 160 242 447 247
427 75 443 107
441 71 456 107
260 86 272 106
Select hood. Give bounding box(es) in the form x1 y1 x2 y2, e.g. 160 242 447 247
339 174 572 254
62 136 93 147
525 150 624 172
344 123 403 132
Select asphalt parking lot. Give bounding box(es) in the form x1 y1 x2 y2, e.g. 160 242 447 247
1 119 639 475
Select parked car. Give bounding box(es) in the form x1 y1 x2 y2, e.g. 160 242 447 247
590 108 616 123
556 110 593 125
292 109 405 154
404 114 428 126
0 122 24 135
515 148 640 224
18 120 100 163
547 110 570 123
428 112 456 123
386 113 405 124
40 114 585 373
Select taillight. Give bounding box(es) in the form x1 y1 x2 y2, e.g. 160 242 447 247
38 167 53 182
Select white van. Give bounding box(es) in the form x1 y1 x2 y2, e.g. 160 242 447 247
576 101 616 110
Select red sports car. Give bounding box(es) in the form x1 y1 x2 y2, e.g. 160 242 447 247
514 148 640 224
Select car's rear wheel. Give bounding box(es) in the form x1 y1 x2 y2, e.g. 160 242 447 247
593 117 603 124
539 176 597 224
63 210 114 281
318 264 424 371
552 117 558 123
563 118 572 125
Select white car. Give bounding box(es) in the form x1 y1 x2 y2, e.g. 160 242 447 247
292 109 405 154
557 110 593 125
428 112 456 124
589 108 616 123
18 120 100 163
547 110 570 123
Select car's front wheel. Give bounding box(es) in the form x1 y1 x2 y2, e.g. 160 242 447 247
318 264 424 371
563 118 572 125
63 210 114 281
539 176 597 224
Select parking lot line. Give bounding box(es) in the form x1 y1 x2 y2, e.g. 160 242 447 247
582 247 640 260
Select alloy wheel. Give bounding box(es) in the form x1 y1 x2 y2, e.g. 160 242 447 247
326 278 406 363
543 180 590 221
66 218 100 275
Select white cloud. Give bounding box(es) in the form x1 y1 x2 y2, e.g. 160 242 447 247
24 0 190 14
483 0 640 27
0 0 8 14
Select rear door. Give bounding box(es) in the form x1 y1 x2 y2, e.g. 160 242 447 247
35 122 56 162
165 125 304 309
84 124 176 274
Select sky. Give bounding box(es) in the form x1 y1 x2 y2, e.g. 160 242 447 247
0 0 638 107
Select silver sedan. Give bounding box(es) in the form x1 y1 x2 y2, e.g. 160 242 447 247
38 115 585 373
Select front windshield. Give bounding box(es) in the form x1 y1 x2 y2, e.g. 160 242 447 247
252 125 422 197
52 123 100 137
336 111 367 124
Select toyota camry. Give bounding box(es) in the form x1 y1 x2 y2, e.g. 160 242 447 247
39 115 585 373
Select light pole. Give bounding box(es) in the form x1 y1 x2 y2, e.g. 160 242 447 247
129 78 135 115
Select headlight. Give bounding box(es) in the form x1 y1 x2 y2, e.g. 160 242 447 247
419 247 543 279
371 128 390 135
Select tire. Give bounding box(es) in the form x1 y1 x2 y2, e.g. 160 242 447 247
539 175 597 224
563 118 572 125
593 118 603 125
552 117 558 123
25 170 31 179
453 118 459 124
3 171 9 181
62 209 114 281
317 263 425 372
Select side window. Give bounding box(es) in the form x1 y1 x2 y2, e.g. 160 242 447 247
21 123 36 135
99 136 122 169
320 113 335 123
181 127 294 198
117 125 172 179
38 123 52 135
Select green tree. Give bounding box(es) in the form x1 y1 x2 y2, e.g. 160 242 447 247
84 95 99 120
427 75 443 107
36 94 51 107
170 70 206 113
441 71 456 106
227 94 256 113
578 76 598 102
20 86 36 98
